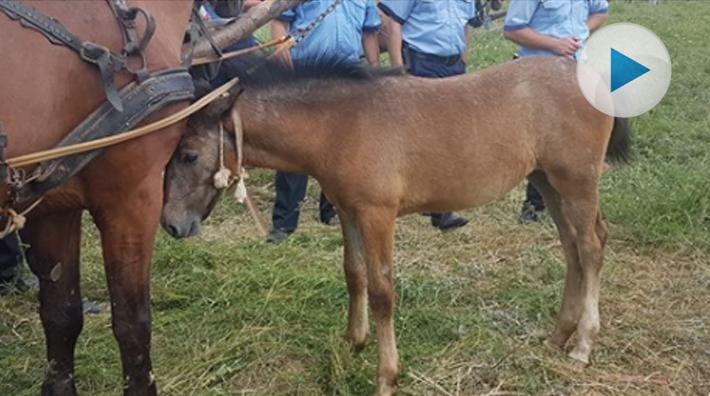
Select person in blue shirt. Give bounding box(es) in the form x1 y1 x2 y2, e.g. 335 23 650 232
266 0 381 244
378 0 477 231
196 1 264 86
503 0 609 223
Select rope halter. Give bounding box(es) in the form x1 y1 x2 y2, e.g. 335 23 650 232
212 107 247 203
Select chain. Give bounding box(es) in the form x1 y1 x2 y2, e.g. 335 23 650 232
291 0 344 45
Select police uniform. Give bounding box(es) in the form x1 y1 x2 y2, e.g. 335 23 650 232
270 1 381 237
504 0 609 59
379 0 477 77
378 0 476 230
504 0 608 217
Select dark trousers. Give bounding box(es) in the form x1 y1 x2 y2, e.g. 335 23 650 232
525 182 545 211
512 53 546 212
272 171 336 232
405 46 466 224
0 233 22 283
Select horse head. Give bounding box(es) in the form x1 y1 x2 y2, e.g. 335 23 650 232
161 79 243 238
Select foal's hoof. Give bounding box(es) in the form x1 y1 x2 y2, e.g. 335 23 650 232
546 332 571 350
543 338 564 353
350 339 368 353
375 380 398 396
567 348 591 366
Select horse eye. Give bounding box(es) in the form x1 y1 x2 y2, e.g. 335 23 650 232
181 151 199 164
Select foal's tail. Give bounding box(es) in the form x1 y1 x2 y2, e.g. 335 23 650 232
606 117 631 163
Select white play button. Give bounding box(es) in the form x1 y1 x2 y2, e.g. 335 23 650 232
576 22 672 118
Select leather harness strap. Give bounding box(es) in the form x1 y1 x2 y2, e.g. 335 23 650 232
0 0 155 111
0 0 196 206
21 69 195 201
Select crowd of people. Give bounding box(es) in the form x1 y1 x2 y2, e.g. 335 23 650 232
0 0 609 291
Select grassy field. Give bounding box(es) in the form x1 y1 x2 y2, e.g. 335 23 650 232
2 1 710 395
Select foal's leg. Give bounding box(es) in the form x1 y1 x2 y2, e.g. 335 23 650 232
528 172 583 348
23 210 83 396
92 189 163 396
566 199 607 364
545 172 606 364
339 210 369 349
355 207 399 396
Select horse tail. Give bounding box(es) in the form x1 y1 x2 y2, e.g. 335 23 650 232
606 117 631 164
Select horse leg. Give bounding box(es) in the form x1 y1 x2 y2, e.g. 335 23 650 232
528 172 583 348
91 189 162 396
339 210 369 349
545 172 606 364
355 207 399 396
566 200 607 364
23 210 83 396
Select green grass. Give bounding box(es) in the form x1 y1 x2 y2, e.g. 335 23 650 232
2 1 710 395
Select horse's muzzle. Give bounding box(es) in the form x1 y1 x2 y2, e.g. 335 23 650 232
161 215 201 239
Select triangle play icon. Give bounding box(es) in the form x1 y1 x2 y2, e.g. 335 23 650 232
610 48 651 92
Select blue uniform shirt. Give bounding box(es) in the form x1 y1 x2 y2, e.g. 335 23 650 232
378 0 477 57
278 0 381 64
504 0 609 58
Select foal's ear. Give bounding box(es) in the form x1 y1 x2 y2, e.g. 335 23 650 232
202 85 244 119
193 78 213 100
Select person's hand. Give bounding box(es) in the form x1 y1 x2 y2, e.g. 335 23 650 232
552 37 580 57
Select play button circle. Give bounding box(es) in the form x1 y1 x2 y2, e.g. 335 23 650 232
577 23 671 118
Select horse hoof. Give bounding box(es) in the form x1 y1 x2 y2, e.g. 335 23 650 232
41 378 77 396
348 335 369 353
543 338 564 353
375 380 398 396
567 348 591 366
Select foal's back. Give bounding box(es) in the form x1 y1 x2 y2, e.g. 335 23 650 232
336 57 612 215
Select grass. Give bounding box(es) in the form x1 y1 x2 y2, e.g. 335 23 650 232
2 1 710 395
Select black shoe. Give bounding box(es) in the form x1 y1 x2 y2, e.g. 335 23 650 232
431 212 469 232
519 204 545 224
321 215 340 226
82 299 102 315
266 229 291 244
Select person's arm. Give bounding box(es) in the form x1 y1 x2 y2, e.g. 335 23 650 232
504 28 579 57
384 15 404 67
503 0 580 56
586 12 607 32
270 20 293 68
587 0 609 32
377 0 413 68
362 0 381 67
462 25 470 64
362 32 381 67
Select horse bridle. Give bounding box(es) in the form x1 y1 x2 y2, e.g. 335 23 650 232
0 0 195 221
0 0 159 112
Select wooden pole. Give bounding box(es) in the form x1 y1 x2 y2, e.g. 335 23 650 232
192 0 305 58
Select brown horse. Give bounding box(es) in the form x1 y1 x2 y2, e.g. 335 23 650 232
161 57 630 395
1 1 193 394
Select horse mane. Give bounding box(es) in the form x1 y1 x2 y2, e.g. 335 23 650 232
214 54 404 90
191 54 405 119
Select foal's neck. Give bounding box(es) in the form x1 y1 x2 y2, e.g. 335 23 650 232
237 91 334 176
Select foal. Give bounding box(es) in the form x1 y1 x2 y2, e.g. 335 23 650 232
162 57 630 395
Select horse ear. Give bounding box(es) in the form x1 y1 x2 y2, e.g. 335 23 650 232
202 85 244 119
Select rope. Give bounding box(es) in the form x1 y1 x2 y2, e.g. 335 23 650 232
191 35 290 66
212 123 232 189
5 0 342 170
0 196 43 238
5 77 239 168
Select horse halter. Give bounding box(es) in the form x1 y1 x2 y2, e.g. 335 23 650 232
213 108 247 204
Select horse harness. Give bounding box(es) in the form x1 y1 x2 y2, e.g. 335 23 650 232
0 0 195 210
